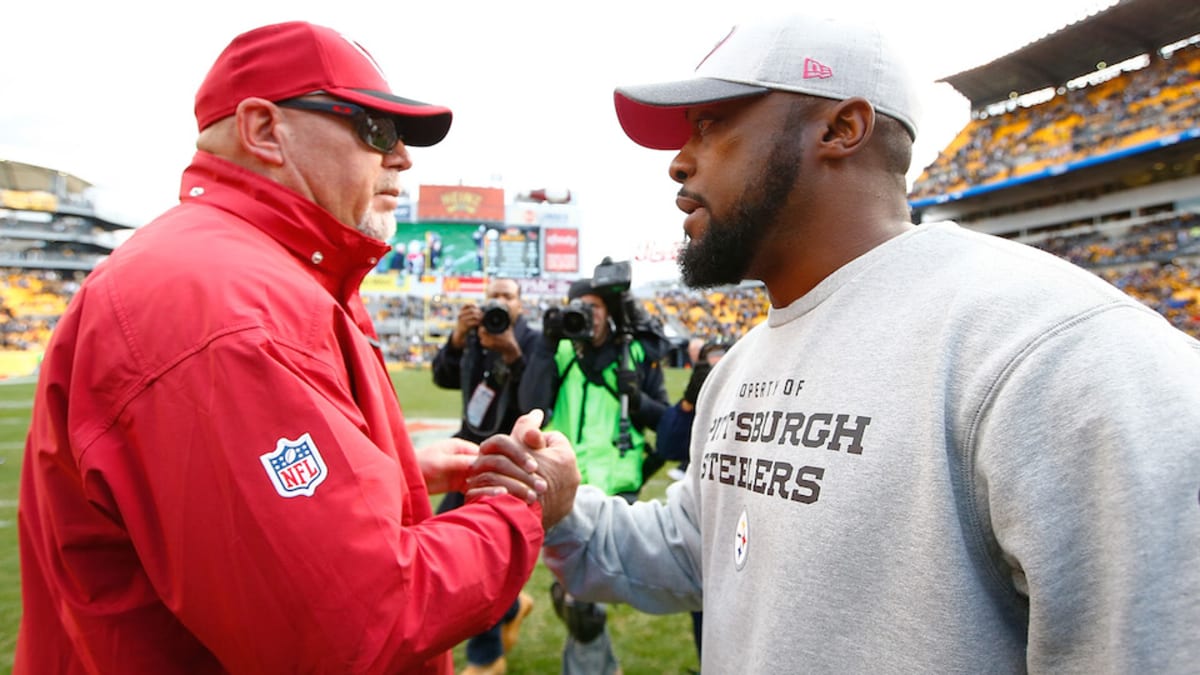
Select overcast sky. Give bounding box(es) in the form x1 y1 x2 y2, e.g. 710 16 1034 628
1 0 1118 279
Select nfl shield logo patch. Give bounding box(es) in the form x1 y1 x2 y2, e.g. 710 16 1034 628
260 433 328 498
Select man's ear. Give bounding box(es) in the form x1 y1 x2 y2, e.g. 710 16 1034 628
816 97 875 160
235 98 285 166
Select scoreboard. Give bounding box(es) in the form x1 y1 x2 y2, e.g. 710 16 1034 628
483 225 541 278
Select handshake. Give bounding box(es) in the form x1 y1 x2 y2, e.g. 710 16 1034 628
451 410 581 529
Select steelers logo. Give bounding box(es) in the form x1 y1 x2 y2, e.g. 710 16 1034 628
734 508 749 570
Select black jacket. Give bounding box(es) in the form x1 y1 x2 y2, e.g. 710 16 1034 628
431 316 541 443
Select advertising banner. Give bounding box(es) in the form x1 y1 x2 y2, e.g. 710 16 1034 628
442 276 487 295
544 227 580 273
518 277 573 300
360 272 412 295
418 185 505 223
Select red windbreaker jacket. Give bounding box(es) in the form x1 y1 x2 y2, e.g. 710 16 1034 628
16 152 543 674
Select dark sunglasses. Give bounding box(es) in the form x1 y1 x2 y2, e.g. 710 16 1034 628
276 98 401 154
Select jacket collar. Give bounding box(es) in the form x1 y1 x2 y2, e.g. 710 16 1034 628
178 151 391 298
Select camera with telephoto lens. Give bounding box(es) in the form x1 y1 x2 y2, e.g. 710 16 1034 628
560 299 594 340
543 258 641 345
480 299 511 335
542 299 594 343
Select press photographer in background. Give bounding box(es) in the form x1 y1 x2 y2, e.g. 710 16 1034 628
653 339 730 663
431 277 540 674
660 340 729 482
520 259 670 675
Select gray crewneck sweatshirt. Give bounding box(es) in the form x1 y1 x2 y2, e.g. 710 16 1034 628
545 222 1200 673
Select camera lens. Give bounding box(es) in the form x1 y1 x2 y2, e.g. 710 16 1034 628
561 300 593 340
481 302 511 334
562 311 587 336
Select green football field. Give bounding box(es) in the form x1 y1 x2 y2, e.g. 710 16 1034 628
0 367 699 674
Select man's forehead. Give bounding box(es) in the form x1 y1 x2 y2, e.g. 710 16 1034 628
487 279 519 296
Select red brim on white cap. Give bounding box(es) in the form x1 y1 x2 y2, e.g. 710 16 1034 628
613 78 769 150
329 86 453 147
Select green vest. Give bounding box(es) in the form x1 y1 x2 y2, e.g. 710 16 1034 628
547 339 647 495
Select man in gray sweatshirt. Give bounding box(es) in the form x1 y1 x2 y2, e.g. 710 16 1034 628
534 13 1200 673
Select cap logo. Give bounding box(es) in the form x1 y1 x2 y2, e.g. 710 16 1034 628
260 432 328 497
803 58 833 79
695 26 736 71
337 32 391 87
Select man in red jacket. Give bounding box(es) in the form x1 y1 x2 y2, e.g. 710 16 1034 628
15 21 578 674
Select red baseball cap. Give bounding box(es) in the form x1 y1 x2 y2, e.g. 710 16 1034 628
194 21 453 147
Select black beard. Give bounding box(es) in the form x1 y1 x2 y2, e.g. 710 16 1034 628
678 200 767 288
678 114 806 288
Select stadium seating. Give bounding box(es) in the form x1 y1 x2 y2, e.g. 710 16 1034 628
911 44 1200 202
0 269 83 376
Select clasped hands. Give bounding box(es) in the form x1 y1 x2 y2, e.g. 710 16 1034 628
419 410 580 529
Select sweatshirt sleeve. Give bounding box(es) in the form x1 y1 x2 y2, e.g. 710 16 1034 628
81 332 543 674
543 482 704 614
970 307 1200 672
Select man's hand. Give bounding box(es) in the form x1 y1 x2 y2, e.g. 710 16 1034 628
527 427 581 529
467 415 546 504
478 326 522 364
416 438 480 494
469 410 580 529
450 303 482 349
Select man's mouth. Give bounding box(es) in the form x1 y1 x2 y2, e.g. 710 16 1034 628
677 194 707 239
676 194 701 214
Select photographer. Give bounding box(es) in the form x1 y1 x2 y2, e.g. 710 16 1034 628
653 339 729 663
519 264 669 675
659 340 729 481
431 277 539 674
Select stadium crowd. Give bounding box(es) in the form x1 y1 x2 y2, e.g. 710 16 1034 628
1033 212 1200 267
911 42 1199 200
0 270 80 351
646 285 769 344
2 226 1198 367
1100 262 1200 338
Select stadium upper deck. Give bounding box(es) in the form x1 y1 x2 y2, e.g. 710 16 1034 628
0 159 135 272
908 0 1200 242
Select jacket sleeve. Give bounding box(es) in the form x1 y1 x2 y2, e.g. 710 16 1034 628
84 332 544 674
508 323 542 390
630 349 669 431
543 483 703 614
518 337 560 421
431 335 463 389
654 403 695 462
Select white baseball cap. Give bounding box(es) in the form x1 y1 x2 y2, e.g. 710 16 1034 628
614 14 921 149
